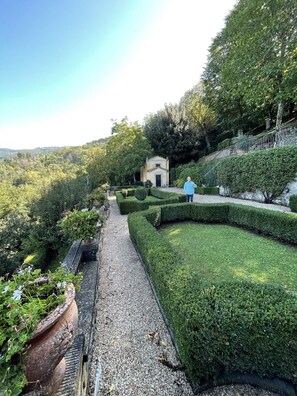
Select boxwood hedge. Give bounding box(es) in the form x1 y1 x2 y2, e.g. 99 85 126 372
289 195 297 213
128 203 297 393
116 188 186 215
196 187 219 195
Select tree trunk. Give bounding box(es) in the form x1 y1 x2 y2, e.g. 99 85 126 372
204 131 211 149
276 101 284 131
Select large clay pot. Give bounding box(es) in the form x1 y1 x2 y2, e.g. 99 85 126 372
23 283 78 395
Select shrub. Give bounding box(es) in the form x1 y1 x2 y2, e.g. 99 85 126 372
128 203 297 391
116 191 147 215
116 189 184 214
134 187 148 201
150 188 186 202
87 187 106 208
58 209 102 242
0 266 82 395
217 146 297 203
289 195 297 213
144 180 153 188
217 138 232 150
196 187 219 195
172 160 219 188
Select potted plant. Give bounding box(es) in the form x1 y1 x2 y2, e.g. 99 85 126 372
86 187 106 209
59 209 103 262
0 266 82 395
59 209 103 243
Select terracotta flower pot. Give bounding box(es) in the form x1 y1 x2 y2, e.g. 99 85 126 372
23 283 78 395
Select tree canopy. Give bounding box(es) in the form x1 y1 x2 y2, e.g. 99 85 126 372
203 0 297 132
144 104 202 165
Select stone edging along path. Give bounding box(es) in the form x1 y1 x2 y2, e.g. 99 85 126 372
88 195 280 396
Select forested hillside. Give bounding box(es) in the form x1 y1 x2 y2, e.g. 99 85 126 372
0 142 106 275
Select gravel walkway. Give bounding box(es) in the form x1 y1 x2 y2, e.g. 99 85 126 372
88 195 280 396
161 187 291 213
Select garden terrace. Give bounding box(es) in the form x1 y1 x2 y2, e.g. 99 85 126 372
116 187 186 214
128 203 297 394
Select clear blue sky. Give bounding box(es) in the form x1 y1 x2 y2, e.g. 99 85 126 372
0 0 237 149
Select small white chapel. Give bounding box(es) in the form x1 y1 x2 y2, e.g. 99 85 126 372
140 156 169 187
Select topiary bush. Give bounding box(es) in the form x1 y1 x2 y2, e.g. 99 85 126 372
144 180 153 188
134 187 148 201
289 195 297 213
128 203 297 393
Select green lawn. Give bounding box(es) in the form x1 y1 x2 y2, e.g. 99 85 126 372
159 222 297 291
125 195 162 202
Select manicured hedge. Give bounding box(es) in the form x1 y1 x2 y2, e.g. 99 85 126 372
120 188 136 198
128 203 297 393
217 146 297 203
289 195 297 213
196 187 219 195
150 187 186 202
134 187 148 201
116 188 185 214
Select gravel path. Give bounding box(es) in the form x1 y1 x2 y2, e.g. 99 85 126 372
88 195 280 396
161 187 290 213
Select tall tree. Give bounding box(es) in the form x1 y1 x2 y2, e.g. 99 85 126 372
203 0 297 131
144 104 201 165
106 118 152 184
179 84 217 149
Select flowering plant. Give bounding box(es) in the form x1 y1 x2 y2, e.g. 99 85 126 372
59 209 103 242
87 187 106 208
0 266 82 395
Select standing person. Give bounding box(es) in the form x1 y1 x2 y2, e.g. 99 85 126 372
183 176 197 202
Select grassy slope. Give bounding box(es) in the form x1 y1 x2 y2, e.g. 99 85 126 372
160 223 297 291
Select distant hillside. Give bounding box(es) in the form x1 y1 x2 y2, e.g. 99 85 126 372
0 138 109 159
0 146 64 159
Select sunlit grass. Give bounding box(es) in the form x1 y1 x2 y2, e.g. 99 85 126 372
159 223 297 291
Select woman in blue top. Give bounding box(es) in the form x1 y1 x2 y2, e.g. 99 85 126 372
183 176 197 202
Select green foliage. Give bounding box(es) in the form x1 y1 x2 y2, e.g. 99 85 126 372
120 188 136 198
106 118 152 184
217 147 297 202
0 266 82 395
203 0 297 131
217 138 231 151
289 195 297 213
116 189 183 215
144 104 201 165
134 188 148 201
196 187 219 195
128 203 297 389
0 213 31 276
150 187 186 202
87 187 106 208
58 209 102 242
172 160 219 188
179 83 217 149
144 180 153 188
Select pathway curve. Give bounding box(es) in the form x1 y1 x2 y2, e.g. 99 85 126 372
88 195 279 396
162 187 291 213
